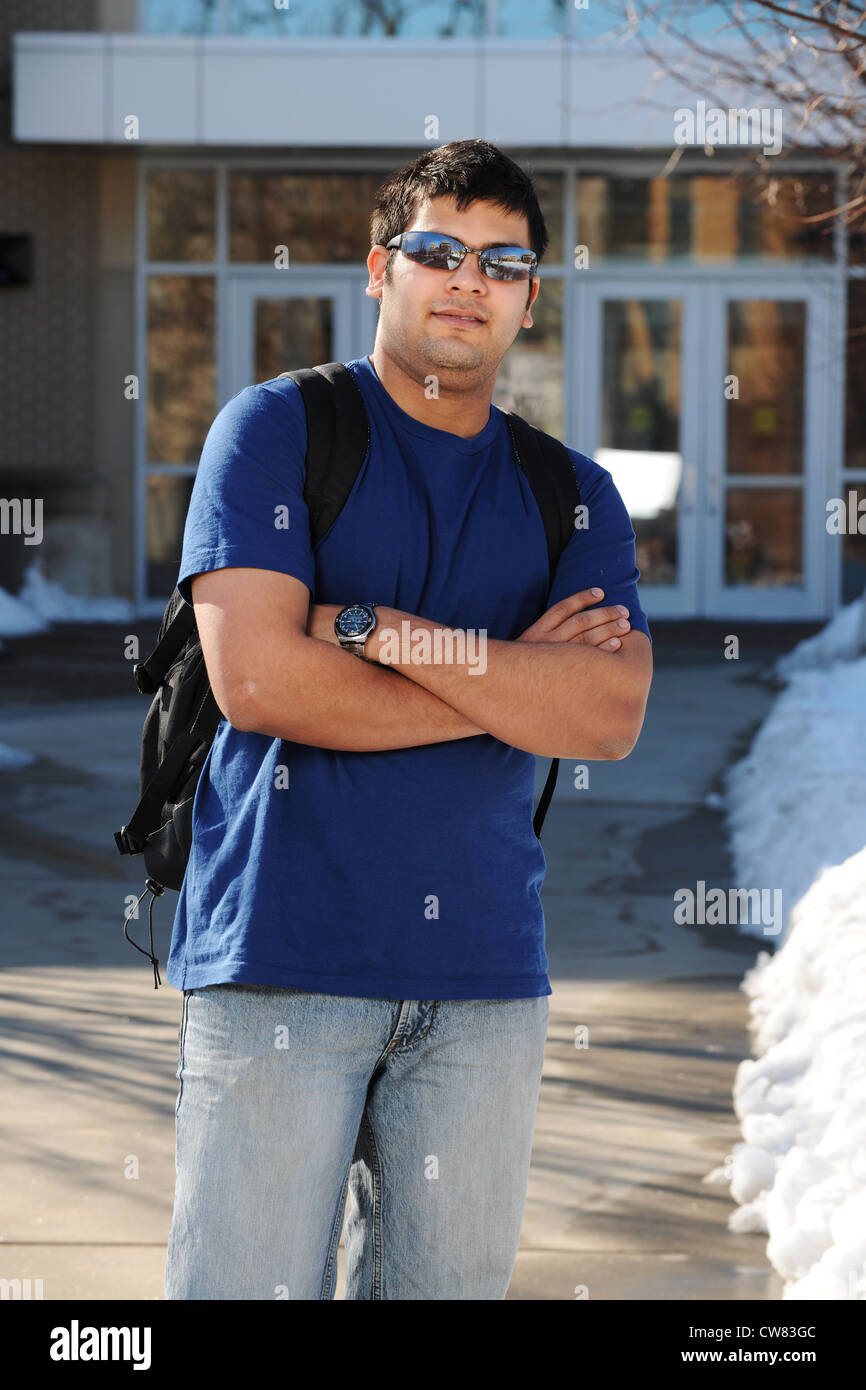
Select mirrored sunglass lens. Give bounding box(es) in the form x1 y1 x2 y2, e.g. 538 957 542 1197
402 232 464 269
482 248 536 281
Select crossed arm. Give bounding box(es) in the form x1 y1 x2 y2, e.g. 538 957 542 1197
190 567 653 762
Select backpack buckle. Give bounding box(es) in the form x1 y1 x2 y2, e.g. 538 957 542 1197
115 824 145 856
133 662 158 695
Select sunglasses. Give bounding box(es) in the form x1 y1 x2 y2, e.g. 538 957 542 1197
385 230 538 282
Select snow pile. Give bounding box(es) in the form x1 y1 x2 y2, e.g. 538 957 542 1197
720 848 866 1300
723 655 866 946
716 596 866 1298
775 591 866 679
17 559 135 624
0 740 36 770
0 560 134 637
0 582 49 638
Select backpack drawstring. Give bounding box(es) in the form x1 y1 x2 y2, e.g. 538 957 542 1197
122 878 165 989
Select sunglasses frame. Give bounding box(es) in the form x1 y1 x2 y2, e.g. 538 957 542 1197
385 230 538 282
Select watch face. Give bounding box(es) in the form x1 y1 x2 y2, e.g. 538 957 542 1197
337 605 372 638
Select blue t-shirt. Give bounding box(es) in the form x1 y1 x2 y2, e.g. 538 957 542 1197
166 354 651 1000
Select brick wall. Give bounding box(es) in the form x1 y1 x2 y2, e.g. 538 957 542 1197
0 1 137 600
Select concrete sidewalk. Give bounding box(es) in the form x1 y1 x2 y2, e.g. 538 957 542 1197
0 626 796 1300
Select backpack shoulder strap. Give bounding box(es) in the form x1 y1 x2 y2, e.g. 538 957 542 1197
132 590 196 694
503 412 582 842
279 361 370 547
504 412 580 587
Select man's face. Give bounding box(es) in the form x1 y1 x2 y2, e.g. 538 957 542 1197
367 194 540 385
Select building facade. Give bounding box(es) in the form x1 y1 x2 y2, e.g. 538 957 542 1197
4 1 866 620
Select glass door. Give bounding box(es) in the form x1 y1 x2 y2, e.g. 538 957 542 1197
225 275 359 400
576 275 831 619
576 277 702 617
702 279 830 619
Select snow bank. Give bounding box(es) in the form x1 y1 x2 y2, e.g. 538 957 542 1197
715 593 866 1299
17 560 135 624
717 848 866 1299
0 560 135 637
0 740 36 770
723 656 866 945
0 582 49 638
775 592 866 678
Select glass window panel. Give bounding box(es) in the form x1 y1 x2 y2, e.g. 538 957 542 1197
147 474 196 600
142 1 218 33
601 301 680 453
845 281 866 472
569 1 740 42
496 0 567 37
253 297 334 383
691 176 739 260
737 176 836 260
232 170 559 266
840 483 866 604
230 172 384 263
848 174 866 265
725 487 802 586
493 278 562 438
138 0 749 39
534 172 563 265
226 1 485 36
147 276 216 463
577 177 690 263
577 174 836 263
597 299 682 587
147 170 216 263
726 300 804 476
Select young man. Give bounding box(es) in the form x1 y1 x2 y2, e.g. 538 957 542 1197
163 140 652 1301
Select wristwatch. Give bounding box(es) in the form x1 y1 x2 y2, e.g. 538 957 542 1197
334 603 379 660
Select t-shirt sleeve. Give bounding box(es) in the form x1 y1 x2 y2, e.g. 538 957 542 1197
176 381 316 608
546 450 652 644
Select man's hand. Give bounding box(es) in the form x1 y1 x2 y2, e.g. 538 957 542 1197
308 590 631 653
360 591 649 759
517 588 631 651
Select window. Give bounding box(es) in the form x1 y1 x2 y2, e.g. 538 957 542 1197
845 281 866 474
577 174 837 264
146 276 216 464
495 1 567 38
492 279 562 438
147 170 216 261
141 0 486 37
230 172 383 263
141 0 739 39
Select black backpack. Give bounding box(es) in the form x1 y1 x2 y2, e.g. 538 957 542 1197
114 361 580 986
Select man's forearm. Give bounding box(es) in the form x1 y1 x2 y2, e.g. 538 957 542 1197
236 628 487 750
363 607 646 760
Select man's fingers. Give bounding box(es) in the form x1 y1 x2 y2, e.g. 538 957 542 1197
534 587 607 631
557 612 631 645
517 589 635 648
519 588 609 641
523 605 630 643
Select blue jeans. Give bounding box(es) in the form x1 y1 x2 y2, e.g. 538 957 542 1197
163 983 549 1300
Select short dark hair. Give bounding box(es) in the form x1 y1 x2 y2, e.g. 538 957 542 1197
370 139 549 277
